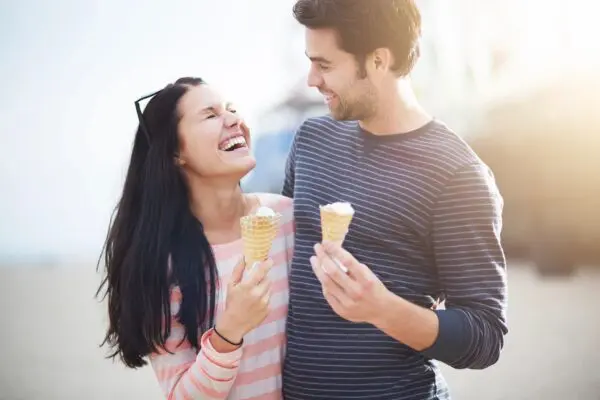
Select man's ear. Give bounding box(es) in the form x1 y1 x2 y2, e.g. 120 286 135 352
370 47 394 72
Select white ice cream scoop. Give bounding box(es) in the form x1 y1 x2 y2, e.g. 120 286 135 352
322 201 354 216
255 206 276 217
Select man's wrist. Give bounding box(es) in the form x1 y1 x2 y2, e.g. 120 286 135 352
369 288 400 329
369 289 439 351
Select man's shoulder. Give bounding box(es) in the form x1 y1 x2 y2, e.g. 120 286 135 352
421 120 485 172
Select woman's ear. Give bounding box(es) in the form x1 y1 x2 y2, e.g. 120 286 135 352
174 155 185 166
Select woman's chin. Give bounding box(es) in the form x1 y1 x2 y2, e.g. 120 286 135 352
212 150 256 180
240 157 257 176
228 155 257 179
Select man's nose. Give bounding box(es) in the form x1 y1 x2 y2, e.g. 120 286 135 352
307 66 323 88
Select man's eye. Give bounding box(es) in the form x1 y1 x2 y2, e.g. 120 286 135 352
319 64 330 71
206 113 216 119
228 109 237 114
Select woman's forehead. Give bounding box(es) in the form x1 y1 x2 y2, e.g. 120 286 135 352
181 84 224 110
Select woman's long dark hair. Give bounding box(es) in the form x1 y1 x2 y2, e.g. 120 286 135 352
96 77 218 368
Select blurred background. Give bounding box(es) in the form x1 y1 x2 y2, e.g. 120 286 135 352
1 0 599 399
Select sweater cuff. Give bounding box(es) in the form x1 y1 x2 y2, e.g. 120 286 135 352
420 309 469 364
200 329 243 368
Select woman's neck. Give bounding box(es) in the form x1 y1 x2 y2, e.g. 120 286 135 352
187 177 258 245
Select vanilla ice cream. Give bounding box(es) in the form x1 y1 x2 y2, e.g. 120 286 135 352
255 206 276 217
321 202 354 216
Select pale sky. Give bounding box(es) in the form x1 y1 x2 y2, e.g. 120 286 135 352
2 0 598 264
0 0 298 263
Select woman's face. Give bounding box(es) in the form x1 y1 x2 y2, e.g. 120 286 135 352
176 84 255 179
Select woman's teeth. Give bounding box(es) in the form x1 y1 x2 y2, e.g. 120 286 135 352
220 136 247 151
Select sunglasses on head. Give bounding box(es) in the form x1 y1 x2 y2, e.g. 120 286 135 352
134 88 163 143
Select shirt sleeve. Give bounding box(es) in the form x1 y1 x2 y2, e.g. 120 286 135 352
150 287 243 399
282 125 302 198
421 162 508 369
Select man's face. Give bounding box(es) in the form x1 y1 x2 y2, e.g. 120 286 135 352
304 28 377 121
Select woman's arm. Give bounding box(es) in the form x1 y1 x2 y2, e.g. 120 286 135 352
149 287 242 400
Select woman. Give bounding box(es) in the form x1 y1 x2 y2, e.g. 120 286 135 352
97 77 294 399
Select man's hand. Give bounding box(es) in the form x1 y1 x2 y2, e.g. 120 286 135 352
312 242 440 351
311 242 390 324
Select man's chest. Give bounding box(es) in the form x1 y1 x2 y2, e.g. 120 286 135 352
294 144 437 243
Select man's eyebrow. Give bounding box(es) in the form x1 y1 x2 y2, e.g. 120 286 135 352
305 52 332 64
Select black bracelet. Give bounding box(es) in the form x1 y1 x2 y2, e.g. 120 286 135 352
213 326 243 346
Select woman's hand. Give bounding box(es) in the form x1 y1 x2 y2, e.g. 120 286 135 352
214 258 273 346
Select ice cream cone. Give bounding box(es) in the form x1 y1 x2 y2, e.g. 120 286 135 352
240 207 282 266
319 202 355 245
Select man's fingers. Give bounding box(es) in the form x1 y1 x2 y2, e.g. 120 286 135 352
314 243 363 298
310 256 327 282
316 243 349 274
323 287 347 315
310 255 341 293
311 254 344 292
321 242 371 282
311 255 355 306
331 257 348 273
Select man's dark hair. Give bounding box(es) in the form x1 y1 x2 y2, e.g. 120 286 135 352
293 0 421 77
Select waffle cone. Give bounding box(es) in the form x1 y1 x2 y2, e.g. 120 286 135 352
240 213 282 265
320 206 354 245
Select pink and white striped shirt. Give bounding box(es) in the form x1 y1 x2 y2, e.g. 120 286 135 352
150 193 294 400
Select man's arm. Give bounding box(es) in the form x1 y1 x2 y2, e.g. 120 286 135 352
419 162 508 369
314 162 507 369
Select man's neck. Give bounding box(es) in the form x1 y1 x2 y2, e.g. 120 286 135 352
359 78 432 135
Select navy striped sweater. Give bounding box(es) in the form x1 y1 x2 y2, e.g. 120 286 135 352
281 116 508 400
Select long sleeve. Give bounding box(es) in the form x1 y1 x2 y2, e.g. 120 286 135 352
150 287 243 400
281 125 301 198
421 163 508 369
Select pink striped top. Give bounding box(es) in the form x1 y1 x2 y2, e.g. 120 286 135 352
150 193 294 400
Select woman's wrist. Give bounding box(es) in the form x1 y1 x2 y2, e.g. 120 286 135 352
214 325 243 346
213 315 245 345
208 329 242 354
208 316 244 353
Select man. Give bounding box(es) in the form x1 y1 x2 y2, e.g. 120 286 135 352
281 1 508 399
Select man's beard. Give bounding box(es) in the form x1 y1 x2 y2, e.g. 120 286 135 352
330 96 372 121
329 84 377 121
